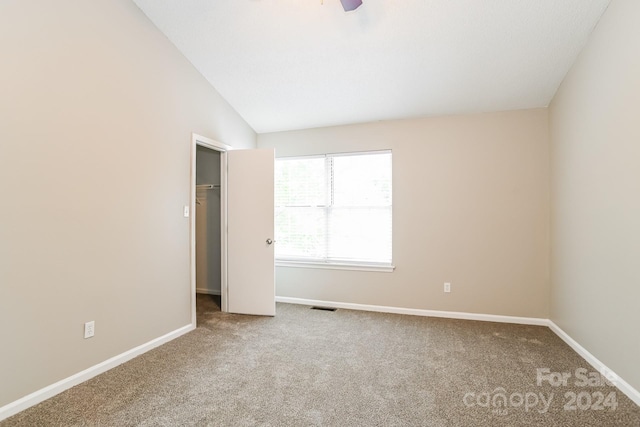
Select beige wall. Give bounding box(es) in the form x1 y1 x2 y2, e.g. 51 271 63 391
549 0 640 391
0 0 255 406
259 109 550 318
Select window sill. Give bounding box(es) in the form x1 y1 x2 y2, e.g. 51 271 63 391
275 260 395 273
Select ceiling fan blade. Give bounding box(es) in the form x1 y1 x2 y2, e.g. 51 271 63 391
340 0 363 12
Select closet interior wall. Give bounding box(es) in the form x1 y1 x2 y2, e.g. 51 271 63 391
196 146 222 295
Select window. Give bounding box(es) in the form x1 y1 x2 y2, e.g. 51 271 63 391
275 150 393 271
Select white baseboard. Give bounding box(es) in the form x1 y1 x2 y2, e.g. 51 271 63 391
0 323 195 422
196 288 221 296
548 321 640 407
275 296 549 326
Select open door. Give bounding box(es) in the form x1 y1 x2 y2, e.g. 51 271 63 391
226 148 275 316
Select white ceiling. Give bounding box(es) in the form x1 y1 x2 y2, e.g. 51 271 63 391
132 0 610 134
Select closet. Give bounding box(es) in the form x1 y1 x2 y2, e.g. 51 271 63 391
195 146 221 297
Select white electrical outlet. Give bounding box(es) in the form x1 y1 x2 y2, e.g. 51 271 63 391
84 321 95 339
444 282 451 293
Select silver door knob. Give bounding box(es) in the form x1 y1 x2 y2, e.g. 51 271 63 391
266 238 275 245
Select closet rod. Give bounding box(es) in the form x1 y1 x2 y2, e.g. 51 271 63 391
196 184 220 190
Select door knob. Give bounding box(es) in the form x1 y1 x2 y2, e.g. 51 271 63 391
266 238 275 245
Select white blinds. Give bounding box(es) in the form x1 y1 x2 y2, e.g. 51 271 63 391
275 151 392 265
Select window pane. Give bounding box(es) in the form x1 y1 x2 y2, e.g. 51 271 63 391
275 207 326 259
327 207 392 263
275 157 326 207
332 153 392 207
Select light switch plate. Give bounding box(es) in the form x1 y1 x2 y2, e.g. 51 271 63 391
84 321 95 339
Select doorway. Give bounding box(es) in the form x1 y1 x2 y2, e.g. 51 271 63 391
190 134 230 326
195 145 221 307
189 134 276 326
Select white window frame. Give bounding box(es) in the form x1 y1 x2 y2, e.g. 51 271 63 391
275 150 395 273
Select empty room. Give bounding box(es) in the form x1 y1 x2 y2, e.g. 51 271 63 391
1 0 639 425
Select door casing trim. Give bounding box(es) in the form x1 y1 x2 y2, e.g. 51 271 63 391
190 133 231 325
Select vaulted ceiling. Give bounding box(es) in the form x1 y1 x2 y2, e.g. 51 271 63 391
132 0 611 133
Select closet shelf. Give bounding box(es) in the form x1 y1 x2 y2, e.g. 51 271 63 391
196 184 220 190
196 184 219 205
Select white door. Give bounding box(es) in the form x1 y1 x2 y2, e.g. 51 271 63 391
226 148 275 316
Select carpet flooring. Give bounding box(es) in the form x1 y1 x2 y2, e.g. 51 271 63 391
3 294 639 426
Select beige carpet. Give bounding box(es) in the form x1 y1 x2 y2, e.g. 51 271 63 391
3 294 639 426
